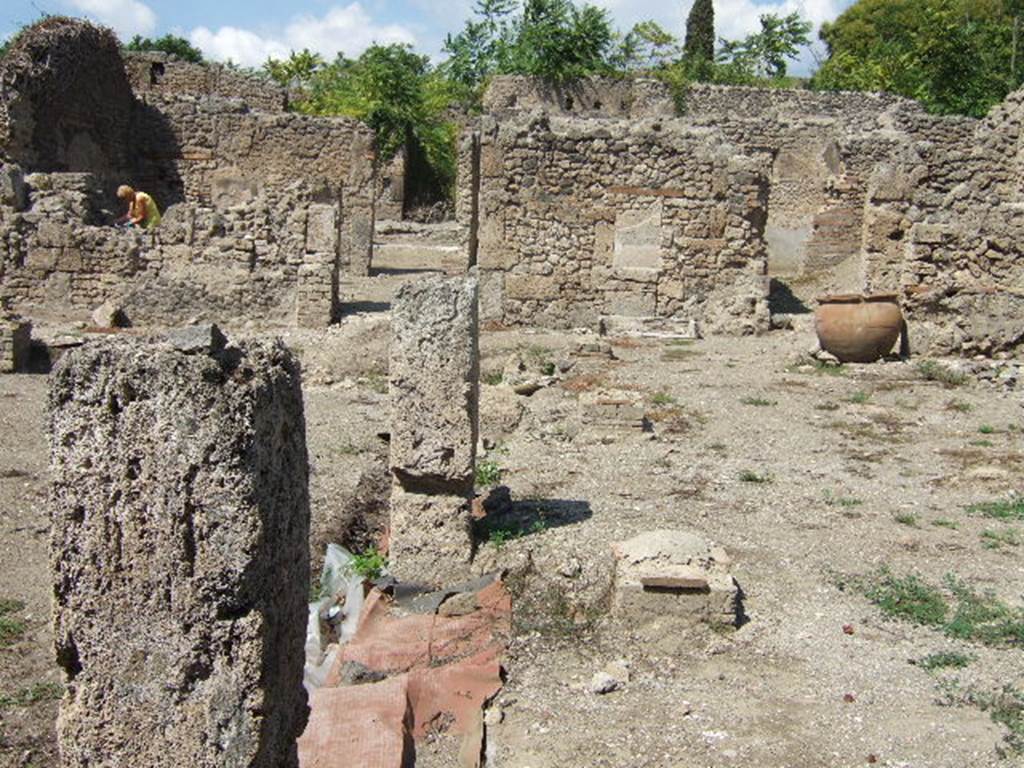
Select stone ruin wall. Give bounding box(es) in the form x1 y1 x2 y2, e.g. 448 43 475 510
471 76 1024 354
467 114 770 334
0 18 379 329
124 52 288 113
0 18 135 180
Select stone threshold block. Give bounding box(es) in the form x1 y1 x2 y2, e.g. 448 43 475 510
612 530 740 629
49 331 310 768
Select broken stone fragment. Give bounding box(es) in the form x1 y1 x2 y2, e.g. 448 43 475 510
589 671 620 695
611 529 740 629
90 300 127 329
164 323 227 354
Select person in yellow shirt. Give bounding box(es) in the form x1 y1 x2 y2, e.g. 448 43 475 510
115 185 161 228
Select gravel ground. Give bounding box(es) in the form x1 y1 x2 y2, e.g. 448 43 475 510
1 316 1022 767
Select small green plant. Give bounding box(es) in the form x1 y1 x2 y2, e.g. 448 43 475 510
363 372 388 394
349 547 387 580
482 370 503 385
815 401 840 411
932 518 959 530
966 498 1024 521
0 681 64 710
848 390 872 404
943 577 1024 647
475 458 503 487
894 512 920 528
0 598 26 648
824 490 863 508
946 399 973 413
651 391 677 406
487 519 547 549
969 439 994 447
865 571 948 627
740 396 776 406
981 686 1024 754
916 360 967 387
738 469 771 483
917 651 973 671
978 424 996 435
981 528 1022 549
666 338 695 347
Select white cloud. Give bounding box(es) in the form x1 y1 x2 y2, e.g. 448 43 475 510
68 0 157 39
190 3 417 67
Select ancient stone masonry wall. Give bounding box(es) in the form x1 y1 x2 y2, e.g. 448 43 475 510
49 334 310 767
0 171 342 326
0 18 135 179
469 114 770 333
124 52 288 113
133 95 376 274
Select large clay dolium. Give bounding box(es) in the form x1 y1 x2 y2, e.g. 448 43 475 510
815 294 903 363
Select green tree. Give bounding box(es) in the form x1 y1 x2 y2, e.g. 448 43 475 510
124 33 203 63
292 45 458 201
717 12 812 79
812 0 1021 116
263 49 324 87
616 20 682 70
684 0 715 66
442 0 618 104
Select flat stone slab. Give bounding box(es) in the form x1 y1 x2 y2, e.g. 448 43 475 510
599 315 700 340
612 529 739 628
579 388 646 430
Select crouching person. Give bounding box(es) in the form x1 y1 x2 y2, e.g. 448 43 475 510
115 185 161 228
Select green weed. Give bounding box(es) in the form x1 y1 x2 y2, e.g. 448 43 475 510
482 370 503 386
0 598 26 647
349 547 387 580
0 682 63 710
738 469 771 484
966 498 1024 521
740 396 776 406
946 399 973 413
848 390 872 404
981 528 1022 549
865 571 948 626
475 458 503 487
979 424 996 435
824 490 863 508
650 391 677 406
932 518 959 530
917 651 973 671
969 439 994 447
916 360 967 387
894 512 920 528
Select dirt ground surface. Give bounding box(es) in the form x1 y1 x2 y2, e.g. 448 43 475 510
2 311 1022 767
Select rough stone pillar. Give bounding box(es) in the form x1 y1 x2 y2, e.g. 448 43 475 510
389 276 479 585
48 331 311 768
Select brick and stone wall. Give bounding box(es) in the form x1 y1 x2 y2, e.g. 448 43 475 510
1 170 343 327
132 95 376 273
124 52 288 113
0 17 380 327
465 114 770 334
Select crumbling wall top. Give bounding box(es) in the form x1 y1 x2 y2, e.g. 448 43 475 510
0 17 134 175
124 51 288 113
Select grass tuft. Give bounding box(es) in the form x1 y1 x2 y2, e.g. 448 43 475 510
966 498 1024 521
917 651 973 671
475 458 503 487
916 360 967 387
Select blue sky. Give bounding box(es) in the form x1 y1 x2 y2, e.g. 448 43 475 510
1 0 851 74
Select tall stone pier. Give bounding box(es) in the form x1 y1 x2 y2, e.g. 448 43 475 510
388 276 479 585
48 331 311 768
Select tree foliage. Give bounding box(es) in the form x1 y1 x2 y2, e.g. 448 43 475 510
267 45 458 201
124 33 203 62
717 12 812 79
684 0 715 65
812 0 1022 116
442 0 618 101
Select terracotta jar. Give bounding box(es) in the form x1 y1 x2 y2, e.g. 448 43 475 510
814 294 903 363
